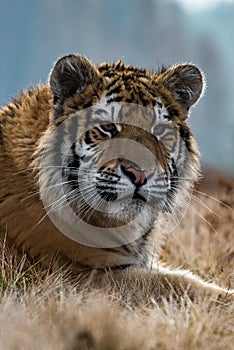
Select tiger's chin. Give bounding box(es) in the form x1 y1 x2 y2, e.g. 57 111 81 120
79 199 160 232
64 183 169 232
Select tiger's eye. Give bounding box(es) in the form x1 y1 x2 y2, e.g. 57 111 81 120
101 123 115 131
99 123 118 137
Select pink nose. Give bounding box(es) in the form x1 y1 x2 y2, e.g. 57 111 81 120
123 166 154 186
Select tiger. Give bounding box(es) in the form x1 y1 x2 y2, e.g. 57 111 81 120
0 54 233 303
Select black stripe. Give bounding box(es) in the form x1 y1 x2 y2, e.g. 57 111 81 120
167 106 179 119
164 158 178 212
68 114 79 146
140 80 158 99
0 123 3 145
64 142 81 188
108 264 132 270
84 130 93 144
95 109 108 116
100 245 132 254
106 96 125 104
134 228 152 265
96 179 118 184
179 124 194 153
106 76 121 89
96 185 116 191
106 84 122 97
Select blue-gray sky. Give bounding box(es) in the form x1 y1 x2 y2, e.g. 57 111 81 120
173 0 234 11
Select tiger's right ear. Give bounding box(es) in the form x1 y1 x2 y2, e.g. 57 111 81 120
49 54 100 105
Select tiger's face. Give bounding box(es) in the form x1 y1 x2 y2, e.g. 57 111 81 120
65 108 177 224
38 55 204 247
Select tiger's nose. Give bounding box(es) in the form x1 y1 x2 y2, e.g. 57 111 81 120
121 165 154 186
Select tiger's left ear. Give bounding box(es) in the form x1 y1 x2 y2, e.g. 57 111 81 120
158 64 205 110
49 54 100 105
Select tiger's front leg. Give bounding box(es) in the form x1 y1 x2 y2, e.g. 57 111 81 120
100 266 234 306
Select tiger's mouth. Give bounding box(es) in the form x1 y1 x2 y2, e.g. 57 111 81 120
132 191 147 202
95 182 148 204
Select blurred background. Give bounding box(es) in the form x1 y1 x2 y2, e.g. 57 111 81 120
0 0 233 174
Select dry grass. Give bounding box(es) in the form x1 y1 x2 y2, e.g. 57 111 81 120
0 173 233 350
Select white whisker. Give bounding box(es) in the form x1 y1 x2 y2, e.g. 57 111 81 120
192 189 231 209
21 180 77 202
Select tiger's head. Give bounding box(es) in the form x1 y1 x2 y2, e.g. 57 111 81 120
37 54 204 248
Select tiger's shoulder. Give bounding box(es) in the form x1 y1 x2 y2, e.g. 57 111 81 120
0 85 52 171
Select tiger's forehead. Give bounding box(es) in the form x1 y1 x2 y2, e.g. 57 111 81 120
91 93 171 132
63 62 184 127
104 74 157 108
96 67 174 128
